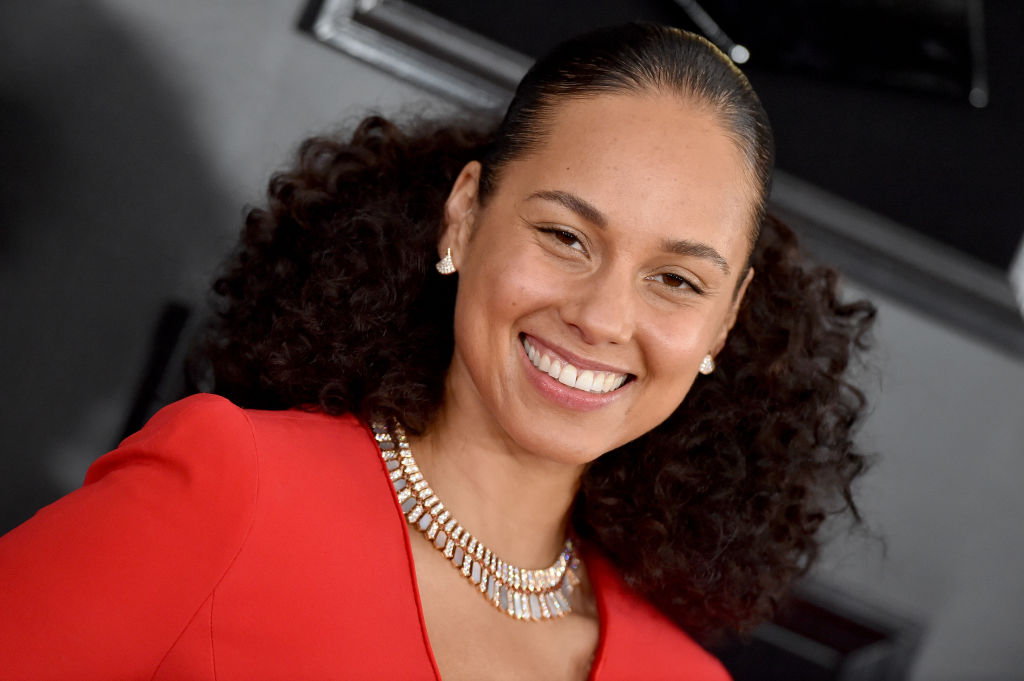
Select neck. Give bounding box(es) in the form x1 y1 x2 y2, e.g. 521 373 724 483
406 388 584 569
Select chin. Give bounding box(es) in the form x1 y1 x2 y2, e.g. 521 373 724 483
501 414 624 467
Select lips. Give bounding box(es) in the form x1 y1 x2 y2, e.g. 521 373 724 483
521 336 629 394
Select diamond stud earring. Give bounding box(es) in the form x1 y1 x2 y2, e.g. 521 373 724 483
698 354 715 375
435 247 456 275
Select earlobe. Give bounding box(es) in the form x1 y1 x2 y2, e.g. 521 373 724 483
440 161 482 260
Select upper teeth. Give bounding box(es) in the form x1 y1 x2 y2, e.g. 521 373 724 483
522 338 627 394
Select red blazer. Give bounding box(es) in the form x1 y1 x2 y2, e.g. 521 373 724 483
0 394 729 680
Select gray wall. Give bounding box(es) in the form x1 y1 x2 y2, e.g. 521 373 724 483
2 2 1022 679
816 284 1024 680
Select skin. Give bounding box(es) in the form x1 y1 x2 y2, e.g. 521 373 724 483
406 92 756 681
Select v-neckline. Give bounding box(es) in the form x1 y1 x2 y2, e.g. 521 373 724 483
376 435 610 680
397 523 611 681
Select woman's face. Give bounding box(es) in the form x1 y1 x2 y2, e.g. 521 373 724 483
441 93 755 464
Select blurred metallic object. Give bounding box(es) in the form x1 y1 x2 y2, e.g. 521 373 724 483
671 0 749 64
1011 245 1024 318
967 0 988 107
307 0 529 111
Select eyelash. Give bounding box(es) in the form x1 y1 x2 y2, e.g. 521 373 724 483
536 226 703 295
537 226 586 252
649 272 703 295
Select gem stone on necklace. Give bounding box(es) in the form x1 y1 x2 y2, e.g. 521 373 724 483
372 419 579 622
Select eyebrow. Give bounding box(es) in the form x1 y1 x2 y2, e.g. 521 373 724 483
661 238 730 275
526 189 731 275
527 190 607 228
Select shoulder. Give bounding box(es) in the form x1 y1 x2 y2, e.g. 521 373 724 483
241 397 374 462
0 395 265 675
586 546 731 681
111 394 387 524
93 393 371 483
0 394 391 678
81 394 377 543
91 393 256 478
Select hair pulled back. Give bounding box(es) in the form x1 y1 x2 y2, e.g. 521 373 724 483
202 23 875 642
481 24 774 247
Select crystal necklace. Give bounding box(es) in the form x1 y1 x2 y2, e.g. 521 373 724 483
372 419 580 621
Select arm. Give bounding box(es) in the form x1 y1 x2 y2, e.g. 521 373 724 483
0 394 259 680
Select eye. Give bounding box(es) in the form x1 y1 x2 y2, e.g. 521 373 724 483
647 272 703 294
537 226 587 253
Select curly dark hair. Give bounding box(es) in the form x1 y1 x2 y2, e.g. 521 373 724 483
201 24 875 643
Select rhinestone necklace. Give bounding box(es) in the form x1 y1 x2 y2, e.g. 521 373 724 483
372 420 580 621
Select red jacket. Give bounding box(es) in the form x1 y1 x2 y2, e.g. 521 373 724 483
0 394 729 680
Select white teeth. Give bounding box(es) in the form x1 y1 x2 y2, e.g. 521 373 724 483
521 337 627 394
575 370 594 392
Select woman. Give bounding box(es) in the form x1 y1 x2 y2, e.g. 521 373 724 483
0 23 873 680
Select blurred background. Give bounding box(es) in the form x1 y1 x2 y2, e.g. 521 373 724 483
1 1 1022 679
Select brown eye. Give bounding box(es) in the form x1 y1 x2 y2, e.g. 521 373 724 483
648 272 703 294
554 231 578 246
538 227 586 252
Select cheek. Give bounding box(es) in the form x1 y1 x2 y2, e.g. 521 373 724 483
453 248 552 360
635 324 705 421
645 316 706 367
475 251 560 319
637 313 719 402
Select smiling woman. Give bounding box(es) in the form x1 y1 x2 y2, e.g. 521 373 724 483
439 93 754 465
0 23 874 681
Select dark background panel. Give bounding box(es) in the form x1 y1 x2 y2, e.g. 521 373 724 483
408 0 1023 271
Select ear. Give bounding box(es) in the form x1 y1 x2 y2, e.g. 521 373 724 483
710 267 754 357
439 161 482 264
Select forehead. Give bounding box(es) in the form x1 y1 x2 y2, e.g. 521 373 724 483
499 93 757 265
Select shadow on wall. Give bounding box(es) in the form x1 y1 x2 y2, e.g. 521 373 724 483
0 2 231 533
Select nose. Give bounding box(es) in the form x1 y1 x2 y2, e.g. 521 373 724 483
559 267 636 346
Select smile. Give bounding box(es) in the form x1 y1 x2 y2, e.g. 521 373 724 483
521 337 629 394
